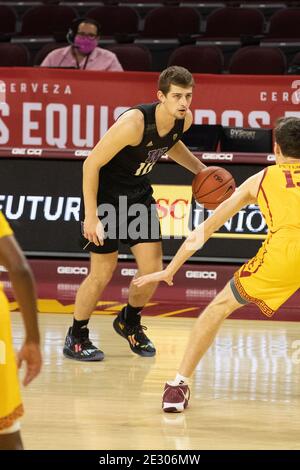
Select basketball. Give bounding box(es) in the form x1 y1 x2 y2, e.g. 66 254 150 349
192 166 236 209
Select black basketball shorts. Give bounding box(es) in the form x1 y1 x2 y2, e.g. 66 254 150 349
79 190 162 254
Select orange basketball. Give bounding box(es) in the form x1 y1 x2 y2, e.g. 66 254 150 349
192 166 236 209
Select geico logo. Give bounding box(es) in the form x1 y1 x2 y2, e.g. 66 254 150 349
11 148 42 155
202 153 233 161
267 154 275 162
121 268 138 276
12 148 26 155
26 149 43 156
156 198 189 220
186 271 217 280
57 267 88 275
74 150 91 157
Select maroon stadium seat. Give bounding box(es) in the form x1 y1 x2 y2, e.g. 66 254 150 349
228 46 287 74
168 45 224 73
0 43 30 66
21 5 77 36
266 8 300 40
291 52 300 66
87 6 139 36
142 6 200 38
203 7 264 39
0 5 16 34
107 44 152 71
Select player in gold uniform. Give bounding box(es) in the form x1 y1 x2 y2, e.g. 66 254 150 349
0 211 42 448
134 116 300 412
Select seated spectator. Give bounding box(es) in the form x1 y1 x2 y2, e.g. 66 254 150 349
41 18 123 71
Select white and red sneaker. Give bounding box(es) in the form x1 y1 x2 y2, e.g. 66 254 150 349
162 382 190 413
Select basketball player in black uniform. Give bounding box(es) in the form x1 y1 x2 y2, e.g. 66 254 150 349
63 66 206 361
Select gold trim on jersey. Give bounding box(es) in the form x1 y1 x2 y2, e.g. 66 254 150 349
234 272 275 317
0 404 24 431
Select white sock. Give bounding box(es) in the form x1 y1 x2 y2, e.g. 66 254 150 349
168 373 189 386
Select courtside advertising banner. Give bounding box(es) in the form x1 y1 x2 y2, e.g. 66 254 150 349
0 157 266 262
0 68 299 150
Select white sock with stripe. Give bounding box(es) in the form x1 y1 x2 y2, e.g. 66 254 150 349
168 373 189 386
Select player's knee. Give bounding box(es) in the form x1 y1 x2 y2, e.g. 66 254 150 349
207 296 235 320
138 259 163 276
151 259 163 273
135 248 163 275
89 264 117 287
218 301 234 319
209 282 240 318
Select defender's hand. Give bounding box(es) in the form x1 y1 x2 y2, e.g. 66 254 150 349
133 270 174 288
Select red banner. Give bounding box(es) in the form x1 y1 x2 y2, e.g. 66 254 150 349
0 68 299 149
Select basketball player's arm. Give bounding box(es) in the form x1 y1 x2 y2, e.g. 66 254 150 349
0 235 42 385
82 110 144 245
134 170 265 286
167 110 206 174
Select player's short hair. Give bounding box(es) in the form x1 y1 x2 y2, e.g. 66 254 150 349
158 66 194 95
275 116 300 159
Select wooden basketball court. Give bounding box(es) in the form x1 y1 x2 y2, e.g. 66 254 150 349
11 312 300 450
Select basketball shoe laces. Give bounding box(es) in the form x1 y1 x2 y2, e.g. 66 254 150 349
127 323 149 345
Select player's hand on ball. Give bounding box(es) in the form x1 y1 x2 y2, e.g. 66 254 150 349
192 166 235 209
133 270 174 287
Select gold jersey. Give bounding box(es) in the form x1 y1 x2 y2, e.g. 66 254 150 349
0 211 12 239
234 162 300 317
0 211 23 429
258 163 300 235
0 211 12 293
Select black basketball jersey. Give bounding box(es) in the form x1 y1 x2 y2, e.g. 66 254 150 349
99 102 185 191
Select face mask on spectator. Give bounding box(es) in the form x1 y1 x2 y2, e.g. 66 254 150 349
74 35 97 55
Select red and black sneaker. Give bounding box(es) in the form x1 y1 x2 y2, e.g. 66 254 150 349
162 382 190 413
63 327 104 362
113 311 156 357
